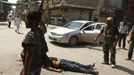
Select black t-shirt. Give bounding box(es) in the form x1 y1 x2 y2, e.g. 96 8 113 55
21 27 48 71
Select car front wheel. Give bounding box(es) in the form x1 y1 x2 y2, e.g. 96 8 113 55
69 36 78 46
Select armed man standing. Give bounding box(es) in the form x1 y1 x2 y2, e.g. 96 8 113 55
94 17 119 68
20 0 52 74
20 11 51 75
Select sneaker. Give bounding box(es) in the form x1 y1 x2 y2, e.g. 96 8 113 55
91 63 95 69
18 32 21 34
101 62 109 65
15 30 17 33
111 64 116 68
94 70 99 75
86 63 95 69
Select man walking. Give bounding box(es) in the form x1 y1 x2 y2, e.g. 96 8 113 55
7 15 11 28
127 25 134 60
118 17 129 49
94 17 119 68
14 16 22 33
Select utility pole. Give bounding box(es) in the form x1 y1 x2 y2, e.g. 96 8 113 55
127 0 132 18
0 3 3 13
44 0 49 26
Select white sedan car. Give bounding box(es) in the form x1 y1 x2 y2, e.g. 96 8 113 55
48 20 106 46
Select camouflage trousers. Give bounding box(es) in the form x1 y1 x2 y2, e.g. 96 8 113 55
103 43 116 64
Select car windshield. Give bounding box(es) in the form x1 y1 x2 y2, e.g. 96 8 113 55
64 22 84 30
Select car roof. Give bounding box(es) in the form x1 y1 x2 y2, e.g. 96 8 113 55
91 22 107 25
72 20 93 24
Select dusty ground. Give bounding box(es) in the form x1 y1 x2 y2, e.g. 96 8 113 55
0 21 134 75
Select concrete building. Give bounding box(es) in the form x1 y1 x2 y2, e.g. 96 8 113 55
15 0 41 20
96 0 134 25
0 0 15 21
95 0 123 21
47 0 99 25
0 1 4 13
16 0 134 25
122 0 134 24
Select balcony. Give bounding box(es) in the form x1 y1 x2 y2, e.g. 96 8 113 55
48 0 98 10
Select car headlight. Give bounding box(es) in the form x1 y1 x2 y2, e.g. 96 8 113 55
56 34 63 36
51 32 63 36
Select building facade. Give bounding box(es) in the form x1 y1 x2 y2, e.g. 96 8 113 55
47 0 99 25
96 0 134 25
0 1 4 13
122 0 134 24
0 0 13 21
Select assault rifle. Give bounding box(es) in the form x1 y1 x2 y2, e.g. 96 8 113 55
38 0 47 33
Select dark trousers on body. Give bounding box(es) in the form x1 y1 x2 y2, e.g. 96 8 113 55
60 59 96 74
103 43 116 64
8 21 11 28
128 39 134 60
118 34 127 48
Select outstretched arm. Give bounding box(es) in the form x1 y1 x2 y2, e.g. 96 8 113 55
39 0 47 33
47 67 62 73
94 27 104 41
94 32 103 41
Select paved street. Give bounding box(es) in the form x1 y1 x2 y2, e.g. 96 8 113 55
0 21 134 75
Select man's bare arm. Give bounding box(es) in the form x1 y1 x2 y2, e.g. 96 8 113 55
47 67 62 73
94 32 103 41
22 47 35 75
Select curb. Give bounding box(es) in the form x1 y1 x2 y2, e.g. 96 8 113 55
0 22 8 25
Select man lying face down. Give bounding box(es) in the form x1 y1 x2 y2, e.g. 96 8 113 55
46 57 99 75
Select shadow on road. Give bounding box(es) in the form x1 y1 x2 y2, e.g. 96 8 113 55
132 60 134 63
50 41 87 48
87 46 102 51
50 41 103 50
115 65 134 75
116 48 129 51
50 41 125 52
0 23 8 25
18 32 23 35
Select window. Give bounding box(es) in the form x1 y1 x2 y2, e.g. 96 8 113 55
84 25 95 31
80 22 92 30
64 22 83 30
96 24 102 29
53 0 61 4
